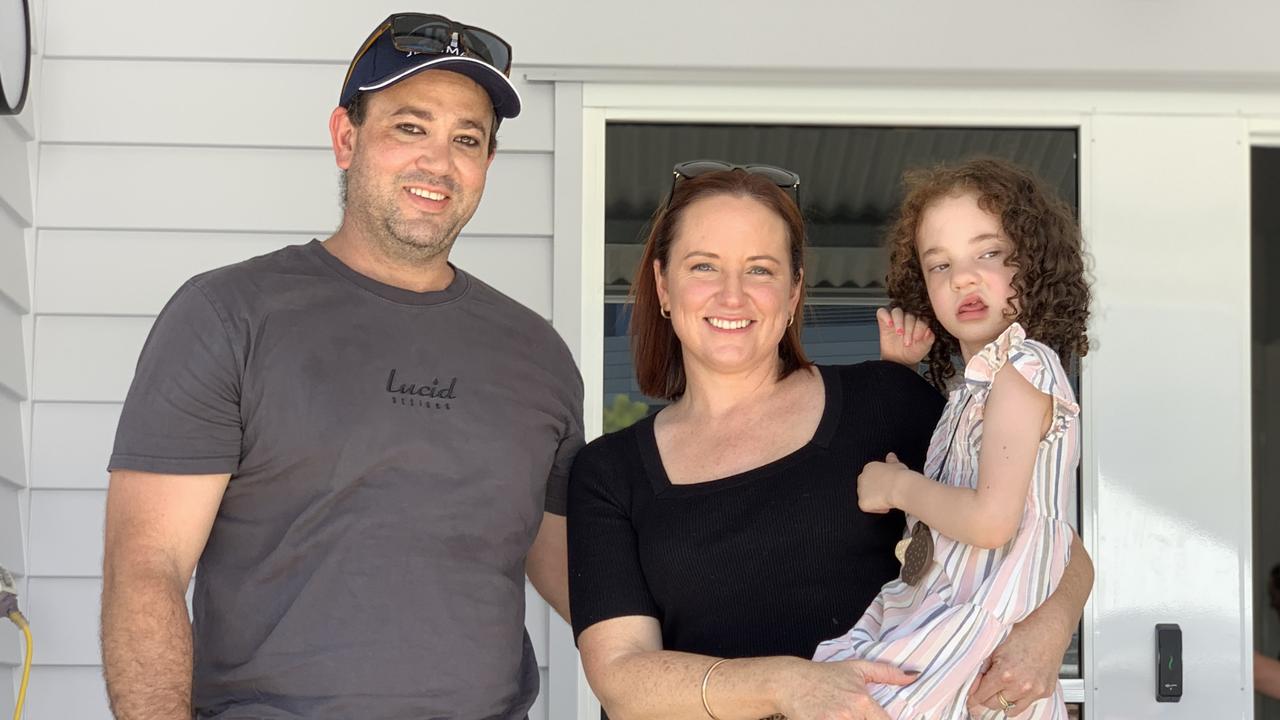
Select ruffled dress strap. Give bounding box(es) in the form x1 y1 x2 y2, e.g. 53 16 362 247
963 323 1080 443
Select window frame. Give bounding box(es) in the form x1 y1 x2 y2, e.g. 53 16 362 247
549 80 1098 719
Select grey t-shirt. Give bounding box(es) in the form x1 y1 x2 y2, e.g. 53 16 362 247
109 240 584 719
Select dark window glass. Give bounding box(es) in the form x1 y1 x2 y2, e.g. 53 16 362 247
603 121 1082 678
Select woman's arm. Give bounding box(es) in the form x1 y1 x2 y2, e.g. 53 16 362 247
1256 651 1280 699
968 533 1093 715
578 615 915 720
859 362 1050 549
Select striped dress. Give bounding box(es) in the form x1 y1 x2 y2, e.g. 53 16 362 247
813 323 1078 720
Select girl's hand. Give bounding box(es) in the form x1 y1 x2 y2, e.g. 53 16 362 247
775 657 915 720
857 453 909 514
966 620 1064 716
877 307 934 367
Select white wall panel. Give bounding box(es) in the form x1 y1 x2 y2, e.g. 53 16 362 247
37 145 552 236
0 485 23 574
34 231 308 315
0 290 27 401
0 618 16 667
25 577 101 665
0 395 25 488
1 5 34 703
35 230 553 318
42 0 1280 76
24 667 111 720
40 59 554 153
445 235 552 318
1089 115 1250 717
32 316 152 403
28 490 106 577
0 118 33 225
30 403 120 490
0 206 31 312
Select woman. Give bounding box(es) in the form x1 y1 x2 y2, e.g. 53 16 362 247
567 163 1093 720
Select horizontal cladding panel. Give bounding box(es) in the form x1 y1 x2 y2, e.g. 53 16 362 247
37 145 553 236
0 115 32 224
41 59 553 153
0 615 17 665
25 667 111 720
0 301 28 400
32 316 153 402
29 489 107 577
36 231 552 318
45 1 537 63
1 112 33 144
0 205 31 312
0 394 26 488
0 485 23 574
31 403 121 490
26 577 101 665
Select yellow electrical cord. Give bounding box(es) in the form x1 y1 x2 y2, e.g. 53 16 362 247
7 611 30 720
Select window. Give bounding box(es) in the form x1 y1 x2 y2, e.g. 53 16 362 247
601 120 1084 680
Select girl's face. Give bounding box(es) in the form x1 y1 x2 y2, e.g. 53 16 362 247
916 191 1018 361
654 194 801 379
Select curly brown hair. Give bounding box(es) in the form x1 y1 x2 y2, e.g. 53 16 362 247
885 157 1091 391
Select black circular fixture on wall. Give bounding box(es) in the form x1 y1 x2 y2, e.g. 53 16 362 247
0 0 31 115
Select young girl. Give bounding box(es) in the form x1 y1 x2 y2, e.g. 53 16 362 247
813 157 1091 720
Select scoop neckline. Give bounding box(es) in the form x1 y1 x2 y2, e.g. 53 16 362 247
636 364 843 497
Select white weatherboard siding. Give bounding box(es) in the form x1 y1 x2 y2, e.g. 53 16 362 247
25 13 560 720
42 0 1280 76
0 0 36 704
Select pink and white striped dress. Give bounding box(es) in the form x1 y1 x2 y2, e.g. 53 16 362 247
813 323 1079 720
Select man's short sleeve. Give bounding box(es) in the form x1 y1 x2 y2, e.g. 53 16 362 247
543 370 585 516
108 281 244 475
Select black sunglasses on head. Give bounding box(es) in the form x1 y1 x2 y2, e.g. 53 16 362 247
665 159 802 209
343 13 513 91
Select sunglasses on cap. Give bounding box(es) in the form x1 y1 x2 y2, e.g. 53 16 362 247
342 13 513 95
665 159 802 209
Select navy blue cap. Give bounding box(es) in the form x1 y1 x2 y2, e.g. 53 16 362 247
339 19 521 119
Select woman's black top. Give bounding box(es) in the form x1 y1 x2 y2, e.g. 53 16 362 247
567 362 945 659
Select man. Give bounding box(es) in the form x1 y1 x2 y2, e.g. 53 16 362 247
100 13 583 719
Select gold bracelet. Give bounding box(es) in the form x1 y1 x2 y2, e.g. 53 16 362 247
700 657 732 720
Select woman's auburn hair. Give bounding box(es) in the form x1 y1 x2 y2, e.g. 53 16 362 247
630 170 813 400
885 157 1092 391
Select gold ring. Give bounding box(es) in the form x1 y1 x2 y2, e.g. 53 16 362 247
997 691 1017 711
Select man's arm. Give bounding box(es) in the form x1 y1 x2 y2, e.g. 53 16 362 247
526 512 569 622
101 469 230 720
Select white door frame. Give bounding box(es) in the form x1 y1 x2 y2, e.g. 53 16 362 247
543 72 1270 719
